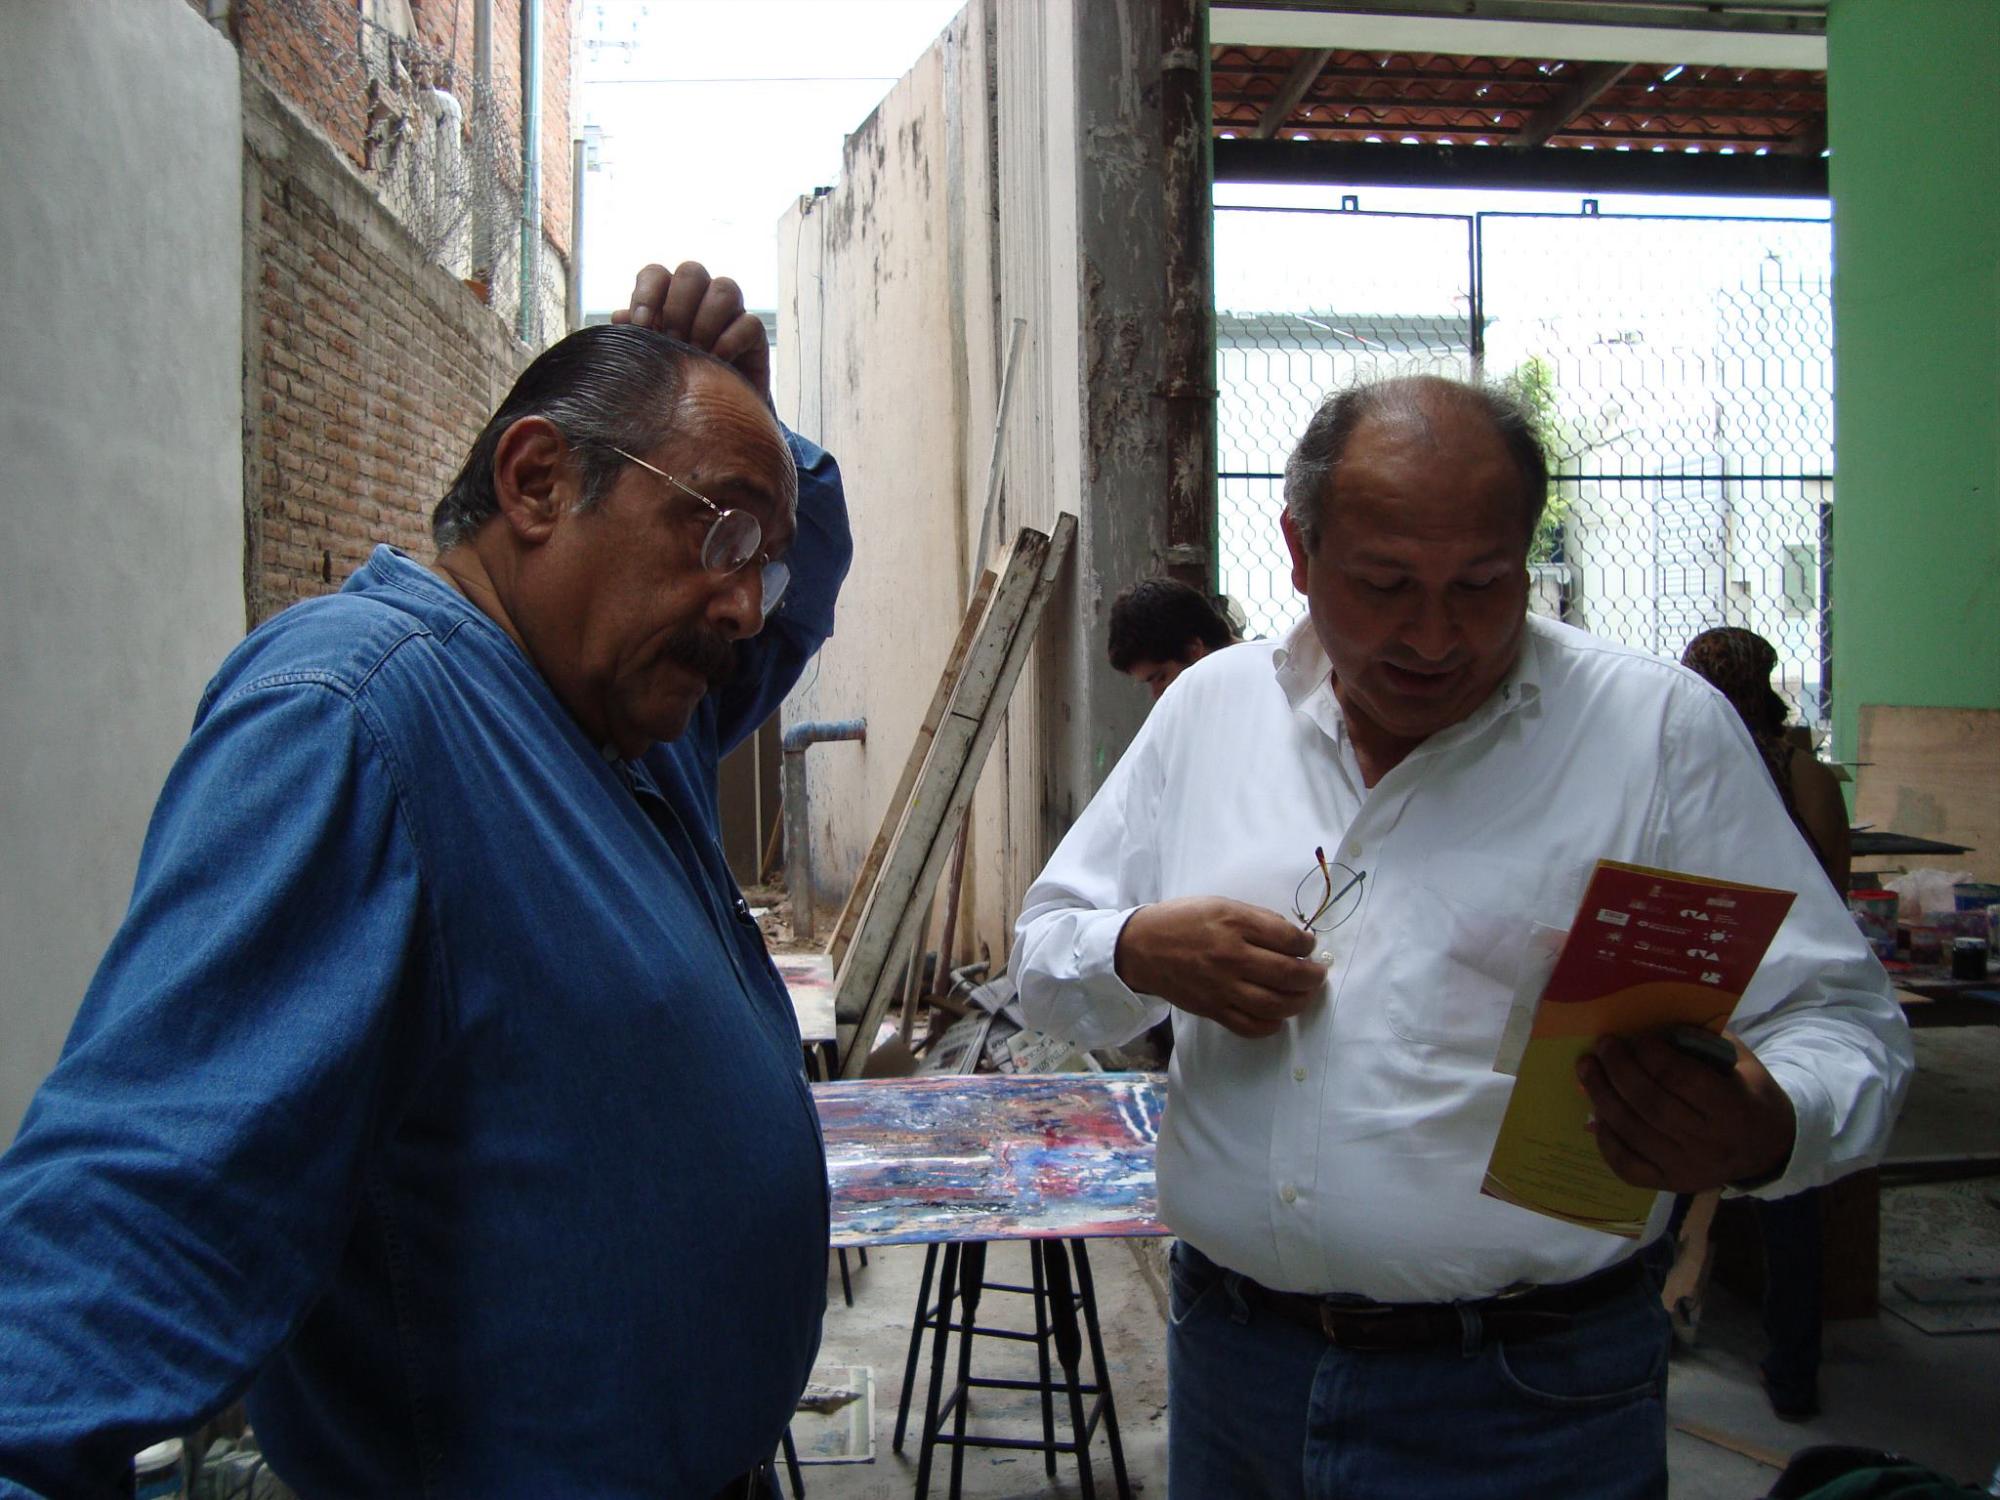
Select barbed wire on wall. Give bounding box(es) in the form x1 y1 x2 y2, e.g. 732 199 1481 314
241 0 563 347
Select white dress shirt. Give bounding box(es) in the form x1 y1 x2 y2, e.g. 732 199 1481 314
1015 614 1912 1301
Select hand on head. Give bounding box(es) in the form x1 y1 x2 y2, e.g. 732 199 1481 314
614 262 772 409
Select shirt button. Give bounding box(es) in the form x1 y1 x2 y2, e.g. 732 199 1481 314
1280 1184 1299 1205
1293 1066 1308 1082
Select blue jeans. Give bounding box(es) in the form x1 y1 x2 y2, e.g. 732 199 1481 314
1166 1242 1670 1500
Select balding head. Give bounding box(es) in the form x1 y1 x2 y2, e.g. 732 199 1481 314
1282 374 1549 553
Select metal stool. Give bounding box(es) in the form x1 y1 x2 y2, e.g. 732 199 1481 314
893 1239 1131 1500
779 1427 803 1498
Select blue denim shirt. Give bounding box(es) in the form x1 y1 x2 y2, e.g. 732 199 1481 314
0 435 852 1498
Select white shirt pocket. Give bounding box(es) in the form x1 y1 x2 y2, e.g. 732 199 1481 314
1384 853 1555 1056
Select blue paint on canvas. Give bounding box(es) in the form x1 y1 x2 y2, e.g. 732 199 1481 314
813 1073 1167 1248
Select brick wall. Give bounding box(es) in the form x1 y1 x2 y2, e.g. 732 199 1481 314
411 0 574 258
225 0 572 258
243 72 528 623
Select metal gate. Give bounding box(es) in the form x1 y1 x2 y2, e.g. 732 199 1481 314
1215 202 1834 738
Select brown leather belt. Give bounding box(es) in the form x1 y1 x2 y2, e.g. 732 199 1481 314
1244 1255 1647 1353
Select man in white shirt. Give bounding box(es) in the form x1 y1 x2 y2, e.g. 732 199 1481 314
1013 374 1911 1500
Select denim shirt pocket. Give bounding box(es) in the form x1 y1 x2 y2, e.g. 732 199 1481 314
1385 853 1551 1057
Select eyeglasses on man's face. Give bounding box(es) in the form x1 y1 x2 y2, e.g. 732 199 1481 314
610 446 791 619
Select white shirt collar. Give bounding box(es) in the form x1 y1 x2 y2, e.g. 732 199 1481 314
1269 611 1545 734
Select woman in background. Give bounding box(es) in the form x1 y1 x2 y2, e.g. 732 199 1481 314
1683 626 1850 893
1681 625 1850 1422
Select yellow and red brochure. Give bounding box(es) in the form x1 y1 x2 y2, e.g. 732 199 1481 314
1481 860 1796 1237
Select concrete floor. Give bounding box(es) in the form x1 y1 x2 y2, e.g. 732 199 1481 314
795 1026 2000 1498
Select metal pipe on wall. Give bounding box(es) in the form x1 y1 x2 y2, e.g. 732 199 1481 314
568 136 585 332
780 720 867 941
472 0 493 283
1160 0 1217 591
517 0 543 343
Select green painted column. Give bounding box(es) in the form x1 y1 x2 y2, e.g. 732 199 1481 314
1827 0 2000 760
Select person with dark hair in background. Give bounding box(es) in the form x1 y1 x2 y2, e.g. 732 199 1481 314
1682 624 1851 1421
1016 373 1909 1499
1108 576 1239 700
1682 626 1850 895
0 262 850 1499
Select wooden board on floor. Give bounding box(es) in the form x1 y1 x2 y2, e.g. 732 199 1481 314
1853 706 2000 883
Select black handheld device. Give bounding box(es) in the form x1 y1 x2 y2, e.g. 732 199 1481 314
1665 1025 1738 1074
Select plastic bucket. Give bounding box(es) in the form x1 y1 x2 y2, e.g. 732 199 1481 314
1847 889 1898 961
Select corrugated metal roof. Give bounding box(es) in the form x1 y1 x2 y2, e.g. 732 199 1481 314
1213 47 1825 157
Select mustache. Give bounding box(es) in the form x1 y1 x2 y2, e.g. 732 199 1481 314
661 626 738 687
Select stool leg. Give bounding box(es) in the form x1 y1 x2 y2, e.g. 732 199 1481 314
1073 1240 1131 1500
913 1241 961 1500
947 1242 988 1500
780 1426 804 1499
1030 1242 1056 1476
1041 1241 1096 1500
837 1249 853 1308
893 1244 941 1453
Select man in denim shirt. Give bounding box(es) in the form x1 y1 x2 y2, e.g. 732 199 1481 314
0 263 851 1498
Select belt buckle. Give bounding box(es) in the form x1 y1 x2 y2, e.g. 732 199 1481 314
1318 1301 1401 1350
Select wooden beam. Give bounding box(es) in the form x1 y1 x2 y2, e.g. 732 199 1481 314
824 569 997 968
1255 47 1335 139
1214 137 1829 197
835 517 1077 1076
1509 61 1632 150
1782 113 1827 158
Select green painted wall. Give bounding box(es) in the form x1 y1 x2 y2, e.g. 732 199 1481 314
1828 0 2000 761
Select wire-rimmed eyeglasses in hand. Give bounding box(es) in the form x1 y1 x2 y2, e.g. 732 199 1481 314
1292 846 1366 962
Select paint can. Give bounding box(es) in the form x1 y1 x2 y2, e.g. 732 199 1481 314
1846 889 1898 961
1952 882 2000 912
1951 883 2000 947
1952 937 1990 981
1908 923 1946 966
133 1438 183 1500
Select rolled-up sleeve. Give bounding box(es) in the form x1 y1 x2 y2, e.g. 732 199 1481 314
1014 715 1172 1049
1659 685 1914 1199
0 679 431 1498
710 429 854 752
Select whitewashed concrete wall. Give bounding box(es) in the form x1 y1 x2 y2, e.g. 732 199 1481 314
777 8 999 948
0 3 246 1141
778 0 1181 971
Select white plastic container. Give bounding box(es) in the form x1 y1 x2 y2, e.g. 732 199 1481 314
132 1437 183 1500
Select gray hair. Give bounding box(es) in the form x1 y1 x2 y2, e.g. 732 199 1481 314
1280 373 1549 551
432 324 777 553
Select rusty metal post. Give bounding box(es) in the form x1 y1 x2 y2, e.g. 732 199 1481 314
1159 0 1216 593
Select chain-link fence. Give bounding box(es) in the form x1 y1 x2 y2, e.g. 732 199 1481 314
244 0 568 345
1216 203 1834 740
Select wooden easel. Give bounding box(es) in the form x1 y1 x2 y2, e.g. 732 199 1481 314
832 516 1078 1078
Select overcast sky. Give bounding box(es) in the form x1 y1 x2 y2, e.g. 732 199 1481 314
577 0 965 312
575 3 1829 317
